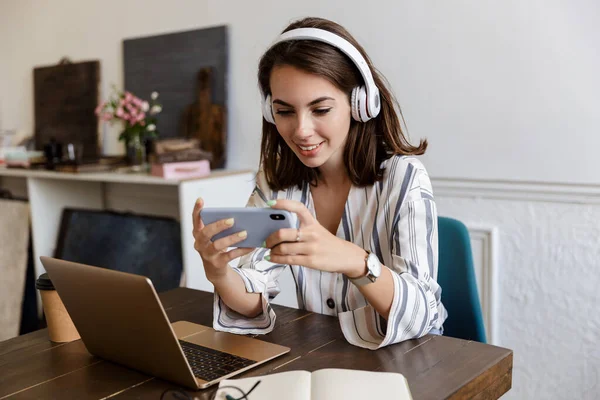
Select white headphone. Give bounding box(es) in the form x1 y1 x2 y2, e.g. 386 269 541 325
261 27 381 124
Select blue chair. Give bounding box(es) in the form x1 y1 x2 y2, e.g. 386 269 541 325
437 216 487 343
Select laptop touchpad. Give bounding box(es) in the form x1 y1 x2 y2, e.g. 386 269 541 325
184 329 287 362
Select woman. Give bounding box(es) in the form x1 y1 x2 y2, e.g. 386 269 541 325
192 17 447 349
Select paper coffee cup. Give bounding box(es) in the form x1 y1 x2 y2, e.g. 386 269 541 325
36 273 80 343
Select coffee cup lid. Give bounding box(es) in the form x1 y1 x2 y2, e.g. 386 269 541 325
35 273 55 290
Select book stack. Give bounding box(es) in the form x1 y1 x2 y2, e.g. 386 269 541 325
150 138 213 180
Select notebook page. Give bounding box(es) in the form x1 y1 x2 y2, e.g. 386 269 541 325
311 368 412 400
216 370 311 400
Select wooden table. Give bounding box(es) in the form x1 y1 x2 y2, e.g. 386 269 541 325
0 288 512 399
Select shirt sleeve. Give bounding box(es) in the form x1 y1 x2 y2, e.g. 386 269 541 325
339 160 446 349
212 171 288 335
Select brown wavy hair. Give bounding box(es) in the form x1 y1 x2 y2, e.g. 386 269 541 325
258 17 427 191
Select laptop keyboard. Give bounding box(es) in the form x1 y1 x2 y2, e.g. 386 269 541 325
179 340 255 382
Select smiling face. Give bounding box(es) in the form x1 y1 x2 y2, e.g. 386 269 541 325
269 65 352 170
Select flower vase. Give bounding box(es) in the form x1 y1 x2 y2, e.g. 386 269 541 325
126 135 148 171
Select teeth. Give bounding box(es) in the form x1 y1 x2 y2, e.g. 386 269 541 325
299 143 320 151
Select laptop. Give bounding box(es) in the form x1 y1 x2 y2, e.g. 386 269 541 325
40 256 290 390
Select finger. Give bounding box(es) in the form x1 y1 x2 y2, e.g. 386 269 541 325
270 242 313 256
192 197 204 233
268 253 311 266
224 247 254 262
198 217 236 244
264 228 300 248
202 246 253 267
268 199 314 226
211 230 249 252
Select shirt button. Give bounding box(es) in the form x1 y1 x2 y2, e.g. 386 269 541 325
326 298 335 309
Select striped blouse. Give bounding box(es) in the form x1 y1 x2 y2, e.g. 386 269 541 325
212 155 447 350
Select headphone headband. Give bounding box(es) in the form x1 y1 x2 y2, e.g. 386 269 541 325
262 27 381 123
271 28 379 113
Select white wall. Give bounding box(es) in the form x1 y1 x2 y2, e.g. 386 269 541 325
434 186 600 400
1 1 599 183
1 1 598 399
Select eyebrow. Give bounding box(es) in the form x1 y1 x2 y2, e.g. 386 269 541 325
272 96 335 107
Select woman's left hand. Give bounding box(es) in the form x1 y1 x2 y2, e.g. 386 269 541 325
265 199 366 277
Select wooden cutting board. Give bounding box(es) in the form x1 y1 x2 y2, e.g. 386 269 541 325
182 67 226 168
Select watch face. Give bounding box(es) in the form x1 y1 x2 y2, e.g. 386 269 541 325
366 253 382 279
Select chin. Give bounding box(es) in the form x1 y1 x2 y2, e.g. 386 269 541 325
296 157 325 169
304 160 326 169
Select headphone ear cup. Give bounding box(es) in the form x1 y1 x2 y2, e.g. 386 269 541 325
350 87 361 122
355 86 371 122
351 86 370 122
262 94 275 124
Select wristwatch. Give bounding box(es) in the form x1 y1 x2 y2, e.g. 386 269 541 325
349 250 382 287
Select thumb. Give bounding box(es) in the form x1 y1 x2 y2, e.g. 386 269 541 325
193 197 205 232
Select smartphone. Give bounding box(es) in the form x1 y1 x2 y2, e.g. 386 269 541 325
200 207 299 248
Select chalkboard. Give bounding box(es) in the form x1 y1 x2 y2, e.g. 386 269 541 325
123 26 228 141
54 208 183 293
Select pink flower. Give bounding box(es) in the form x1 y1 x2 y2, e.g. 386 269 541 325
96 89 159 135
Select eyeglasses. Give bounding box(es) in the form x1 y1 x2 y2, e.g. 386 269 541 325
160 380 261 400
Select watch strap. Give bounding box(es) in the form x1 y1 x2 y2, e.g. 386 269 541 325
349 250 376 287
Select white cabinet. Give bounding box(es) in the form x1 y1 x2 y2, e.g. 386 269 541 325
0 168 255 294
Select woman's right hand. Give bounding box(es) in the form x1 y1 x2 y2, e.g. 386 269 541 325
192 197 254 283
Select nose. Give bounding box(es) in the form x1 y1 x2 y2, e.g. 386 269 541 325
293 113 314 140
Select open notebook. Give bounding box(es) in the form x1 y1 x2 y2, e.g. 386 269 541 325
217 368 412 400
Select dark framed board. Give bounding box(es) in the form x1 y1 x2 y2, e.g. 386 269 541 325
33 59 101 160
55 208 183 293
123 26 228 167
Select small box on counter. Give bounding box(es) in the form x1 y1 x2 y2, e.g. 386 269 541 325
150 160 210 180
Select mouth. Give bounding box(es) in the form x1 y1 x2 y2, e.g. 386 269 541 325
296 141 324 157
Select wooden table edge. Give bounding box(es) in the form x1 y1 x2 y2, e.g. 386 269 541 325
449 350 513 399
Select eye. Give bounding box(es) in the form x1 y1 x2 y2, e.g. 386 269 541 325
275 109 294 116
313 108 331 116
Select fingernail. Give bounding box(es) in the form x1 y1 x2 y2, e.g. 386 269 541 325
195 197 202 205
237 231 247 238
225 218 234 226
265 255 271 261
261 241 266 248
267 200 277 207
